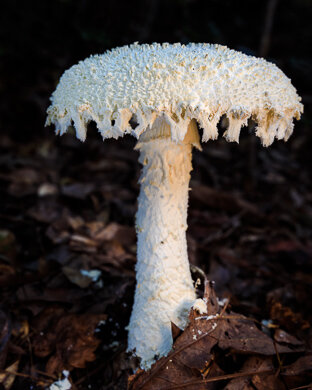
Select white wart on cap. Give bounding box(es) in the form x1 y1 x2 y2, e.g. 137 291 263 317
46 42 303 147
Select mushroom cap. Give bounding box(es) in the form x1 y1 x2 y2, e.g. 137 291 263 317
46 42 303 146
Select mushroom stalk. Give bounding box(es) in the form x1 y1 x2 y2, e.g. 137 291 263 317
127 118 200 368
47 41 303 371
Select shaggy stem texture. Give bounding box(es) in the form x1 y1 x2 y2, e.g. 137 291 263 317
127 119 199 369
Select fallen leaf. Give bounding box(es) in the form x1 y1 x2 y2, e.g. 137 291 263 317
62 266 101 288
0 360 19 390
274 328 304 346
217 317 298 355
94 222 135 246
32 308 107 374
129 281 305 390
0 230 16 261
0 310 11 369
5 167 42 197
190 185 260 216
249 357 285 390
61 182 95 199
27 200 64 224
70 234 98 247
269 300 310 331
38 182 59 197
283 355 312 376
225 357 275 390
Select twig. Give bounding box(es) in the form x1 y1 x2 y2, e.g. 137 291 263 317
161 369 276 389
132 309 273 389
273 339 289 390
31 368 57 380
0 368 50 383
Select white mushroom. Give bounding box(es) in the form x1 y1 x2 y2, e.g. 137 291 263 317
46 42 303 369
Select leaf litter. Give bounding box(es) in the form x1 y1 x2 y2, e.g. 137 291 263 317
0 128 311 389
128 281 309 390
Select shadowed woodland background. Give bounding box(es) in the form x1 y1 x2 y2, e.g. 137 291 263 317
0 0 312 389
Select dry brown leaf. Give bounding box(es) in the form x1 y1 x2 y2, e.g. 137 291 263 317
3 167 42 197
269 300 310 331
32 308 107 374
0 310 11 369
224 377 254 390
0 360 19 390
16 283 89 304
94 222 135 246
129 281 305 390
62 266 99 288
190 185 260 216
274 328 304 346
248 357 285 390
128 282 220 390
61 182 95 199
0 230 16 262
224 357 275 390
27 200 64 224
283 355 312 376
266 240 303 253
217 316 299 355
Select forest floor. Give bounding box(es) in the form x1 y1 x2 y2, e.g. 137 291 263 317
0 121 311 389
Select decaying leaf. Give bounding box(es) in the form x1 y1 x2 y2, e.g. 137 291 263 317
1 70 311 389
129 281 308 390
0 230 16 262
32 307 107 374
62 265 102 288
61 182 95 199
0 310 11 369
269 300 310 331
283 355 312 376
0 360 19 390
274 328 304 346
224 357 278 390
190 185 260 216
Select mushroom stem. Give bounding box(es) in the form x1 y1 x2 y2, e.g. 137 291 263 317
127 118 200 369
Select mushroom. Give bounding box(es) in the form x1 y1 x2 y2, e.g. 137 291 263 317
46 43 303 369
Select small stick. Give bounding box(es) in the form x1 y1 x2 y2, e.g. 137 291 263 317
162 368 276 389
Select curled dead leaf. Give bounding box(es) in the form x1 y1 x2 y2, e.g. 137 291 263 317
32 308 107 374
0 360 19 390
129 280 307 390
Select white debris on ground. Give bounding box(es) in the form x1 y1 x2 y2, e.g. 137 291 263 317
261 319 274 327
217 297 229 307
103 341 120 351
261 319 275 335
80 269 102 282
94 319 106 333
49 371 71 390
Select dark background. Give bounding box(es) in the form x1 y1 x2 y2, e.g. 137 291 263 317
0 1 312 389
1 0 311 139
